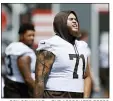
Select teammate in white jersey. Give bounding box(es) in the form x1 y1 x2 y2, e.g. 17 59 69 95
34 11 92 98
4 23 36 98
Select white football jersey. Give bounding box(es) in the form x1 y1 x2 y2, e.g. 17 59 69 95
5 42 36 83
36 35 90 92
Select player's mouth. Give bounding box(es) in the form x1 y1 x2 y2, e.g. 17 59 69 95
72 25 78 29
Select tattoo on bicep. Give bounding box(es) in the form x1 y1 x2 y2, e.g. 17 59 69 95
35 50 55 81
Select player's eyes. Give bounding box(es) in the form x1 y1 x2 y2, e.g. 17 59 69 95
68 18 76 21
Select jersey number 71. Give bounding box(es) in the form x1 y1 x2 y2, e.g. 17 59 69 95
69 54 85 79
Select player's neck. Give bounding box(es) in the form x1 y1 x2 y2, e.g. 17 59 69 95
19 40 32 49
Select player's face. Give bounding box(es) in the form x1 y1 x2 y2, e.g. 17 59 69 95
67 13 79 37
23 30 35 47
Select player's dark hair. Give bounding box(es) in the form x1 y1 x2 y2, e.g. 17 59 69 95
18 23 35 35
53 10 79 45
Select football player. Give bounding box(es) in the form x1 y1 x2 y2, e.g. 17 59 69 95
34 11 92 98
4 23 36 98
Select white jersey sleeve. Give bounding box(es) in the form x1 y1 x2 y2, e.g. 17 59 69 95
5 42 33 56
36 39 56 55
76 40 91 57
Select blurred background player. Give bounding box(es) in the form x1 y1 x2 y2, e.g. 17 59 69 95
34 10 92 98
4 23 36 98
79 30 89 43
99 32 109 98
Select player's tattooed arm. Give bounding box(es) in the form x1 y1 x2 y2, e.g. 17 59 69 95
34 50 55 98
17 55 35 96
